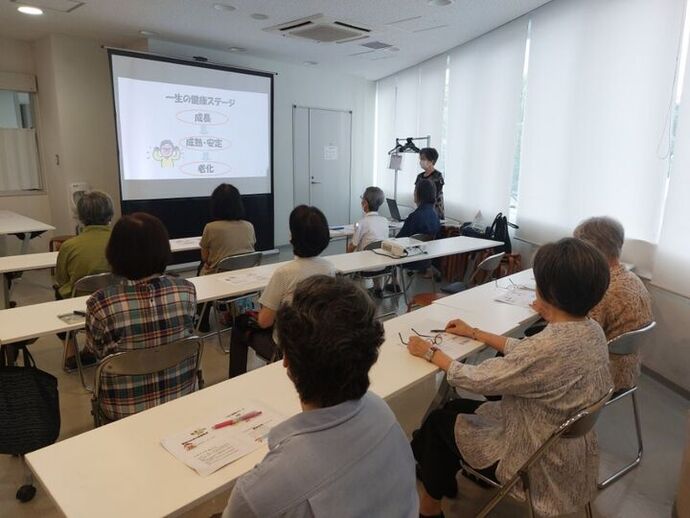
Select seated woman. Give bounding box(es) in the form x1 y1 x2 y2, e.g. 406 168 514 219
406 238 613 518
54 190 114 367
198 183 256 331
55 190 113 299
85 213 197 421
574 216 654 391
222 276 418 517
396 178 441 240
228 205 335 378
199 183 256 275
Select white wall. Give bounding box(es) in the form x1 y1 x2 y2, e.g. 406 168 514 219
147 39 376 246
0 35 53 255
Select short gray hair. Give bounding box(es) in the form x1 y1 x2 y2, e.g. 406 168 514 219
573 216 625 260
362 186 385 211
77 190 114 226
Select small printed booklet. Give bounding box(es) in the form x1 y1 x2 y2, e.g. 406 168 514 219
161 402 284 476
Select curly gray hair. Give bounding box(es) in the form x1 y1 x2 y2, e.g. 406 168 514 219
573 216 624 261
77 190 114 226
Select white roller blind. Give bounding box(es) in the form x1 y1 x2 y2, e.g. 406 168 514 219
0 128 41 191
516 0 684 244
374 55 447 206
444 18 528 222
653 36 690 296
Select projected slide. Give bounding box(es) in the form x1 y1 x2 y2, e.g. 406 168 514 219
118 78 268 181
110 53 272 201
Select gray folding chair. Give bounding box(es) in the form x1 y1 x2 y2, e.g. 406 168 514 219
91 336 204 427
351 240 401 320
462 387 613 518
66 272 121 390
442 251 505 294
598 321 656 489
401 233 437 297
196 251 263 352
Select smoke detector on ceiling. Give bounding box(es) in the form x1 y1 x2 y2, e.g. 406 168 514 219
265 14 371 43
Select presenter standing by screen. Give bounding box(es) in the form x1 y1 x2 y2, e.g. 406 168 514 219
415 147 444 219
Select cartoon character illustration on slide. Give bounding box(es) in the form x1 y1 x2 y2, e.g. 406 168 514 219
152 139 181 168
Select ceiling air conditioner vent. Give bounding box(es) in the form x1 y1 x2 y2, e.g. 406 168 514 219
266 14 372 43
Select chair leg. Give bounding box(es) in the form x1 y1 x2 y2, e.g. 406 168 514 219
398 266 409 307
598 389 643 489
72 333 91 392
585 502 594 518
213 302 225 352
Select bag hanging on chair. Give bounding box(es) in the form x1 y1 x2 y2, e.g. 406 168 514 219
0 345 60 455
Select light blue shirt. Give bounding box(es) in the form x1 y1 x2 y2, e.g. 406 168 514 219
222 392 418 518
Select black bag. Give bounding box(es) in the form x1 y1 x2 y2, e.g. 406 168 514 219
0 345 60 455
488 213 513 254
459 222 489 239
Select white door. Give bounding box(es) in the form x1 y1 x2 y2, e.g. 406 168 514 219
293 107 352 226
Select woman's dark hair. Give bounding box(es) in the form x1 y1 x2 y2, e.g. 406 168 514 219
289 205 330 258
276 275 384 408
415 178 437 205
106 213 171 280
210 183 245 221
533 238 610 317
419 147 439 164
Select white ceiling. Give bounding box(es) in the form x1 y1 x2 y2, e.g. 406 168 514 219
0 0 553 80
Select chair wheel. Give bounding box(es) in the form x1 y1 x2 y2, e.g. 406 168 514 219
16 484 36 502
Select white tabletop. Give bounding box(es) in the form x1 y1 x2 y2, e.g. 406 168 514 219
328 236 503 274
0 210 55 235
0 238 203 275
433 269 538 332
26 303 486 518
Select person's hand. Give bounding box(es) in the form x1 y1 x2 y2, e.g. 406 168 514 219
530 298 547 318
445 318 474 337
407 336 432 358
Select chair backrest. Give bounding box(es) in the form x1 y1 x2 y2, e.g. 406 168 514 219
468 252 505 286
93 336 204 400
71 272 120 297
410 233 434 242
216 251 263 272
608 321 656 356
475 387 613 518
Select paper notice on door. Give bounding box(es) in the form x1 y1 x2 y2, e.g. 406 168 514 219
324 145 338 160
161 401 285 476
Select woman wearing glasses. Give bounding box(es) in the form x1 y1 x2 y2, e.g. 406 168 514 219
406 238 613 518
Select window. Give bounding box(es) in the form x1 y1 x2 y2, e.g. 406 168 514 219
0 88 42 192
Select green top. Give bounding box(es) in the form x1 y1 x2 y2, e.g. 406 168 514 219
55 225 112 298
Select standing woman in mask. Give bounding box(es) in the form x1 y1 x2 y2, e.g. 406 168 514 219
415 147 444 219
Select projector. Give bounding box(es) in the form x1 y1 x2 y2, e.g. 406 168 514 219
381 237 427 258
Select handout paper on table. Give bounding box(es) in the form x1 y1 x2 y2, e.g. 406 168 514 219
396 332 476 360
161 402 284 476
223 271 270 285
494 287 535 309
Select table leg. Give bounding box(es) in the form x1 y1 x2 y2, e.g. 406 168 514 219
20 233 32 255
1 273 9 309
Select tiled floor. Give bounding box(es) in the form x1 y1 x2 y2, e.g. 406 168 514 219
1 245 687 517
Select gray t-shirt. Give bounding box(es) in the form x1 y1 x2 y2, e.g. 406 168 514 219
259 257 336 311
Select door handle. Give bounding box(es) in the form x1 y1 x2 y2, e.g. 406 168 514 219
310 181 322 184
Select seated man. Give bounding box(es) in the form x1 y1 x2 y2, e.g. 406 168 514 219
396 179 441 240
222 275 418 517
85 213 197 421
347 186 389 253
574 216 654 391
228 205 335 378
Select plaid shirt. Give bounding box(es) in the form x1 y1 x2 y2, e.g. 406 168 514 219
85 275 198 421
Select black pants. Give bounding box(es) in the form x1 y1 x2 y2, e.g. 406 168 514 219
412 398 499 501
228 314 277 378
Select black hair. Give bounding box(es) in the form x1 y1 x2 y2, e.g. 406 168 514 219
289 205 330 258
419 147 439 164
415 178 437 205
276 275 383 407
106 213 171 280
210 183 245 221
533 238 610 317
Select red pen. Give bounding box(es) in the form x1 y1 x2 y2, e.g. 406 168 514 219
212 410 262 430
